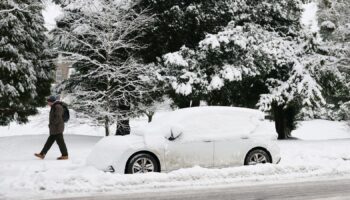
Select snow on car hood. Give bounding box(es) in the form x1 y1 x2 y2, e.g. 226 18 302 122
133 106 267 143
86 135 144 170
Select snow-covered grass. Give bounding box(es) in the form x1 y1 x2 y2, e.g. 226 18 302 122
0 108 350 200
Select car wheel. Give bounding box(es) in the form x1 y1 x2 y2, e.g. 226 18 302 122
126 153 160 174
244 149 271 165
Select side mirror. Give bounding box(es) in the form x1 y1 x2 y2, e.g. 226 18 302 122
240 135 249 140
167 126 183 141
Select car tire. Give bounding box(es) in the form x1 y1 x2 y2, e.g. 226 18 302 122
244 149 271 165
126 153 160 174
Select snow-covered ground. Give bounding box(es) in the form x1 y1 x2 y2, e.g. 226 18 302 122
0 108 350 200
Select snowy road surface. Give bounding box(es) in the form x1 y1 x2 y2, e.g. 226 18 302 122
52 178 350 200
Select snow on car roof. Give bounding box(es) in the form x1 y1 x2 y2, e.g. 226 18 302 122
136 106 265 142
149 106 264 127
154 106 264 121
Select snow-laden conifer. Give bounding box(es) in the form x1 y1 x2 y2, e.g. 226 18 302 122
0 0 53 125
159 0 343 139
316 0 350 120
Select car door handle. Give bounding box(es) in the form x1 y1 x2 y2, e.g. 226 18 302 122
203 140 212 143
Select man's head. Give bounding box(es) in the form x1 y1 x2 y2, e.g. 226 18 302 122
47 96 57 107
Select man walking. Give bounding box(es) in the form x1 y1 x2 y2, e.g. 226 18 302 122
35 96 68 160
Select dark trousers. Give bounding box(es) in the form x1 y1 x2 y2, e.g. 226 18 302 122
40 133 68 156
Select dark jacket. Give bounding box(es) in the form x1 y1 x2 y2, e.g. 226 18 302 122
49 102 65 135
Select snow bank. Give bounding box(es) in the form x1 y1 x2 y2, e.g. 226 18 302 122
293 120 350 140
1 134 350 200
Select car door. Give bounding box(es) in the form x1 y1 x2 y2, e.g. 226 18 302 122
213 136 251 168
165 139 214 171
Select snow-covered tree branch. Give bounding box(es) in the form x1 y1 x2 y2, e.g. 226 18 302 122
51 0 157 136
0 1 31 13
316 0 350 120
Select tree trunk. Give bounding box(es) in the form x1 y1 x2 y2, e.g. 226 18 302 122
272 104 292 140
115 119 130 135
147 114 153 123
175 96 201 108
146 111 154 123
190 99 200 107
177 99 191 108
115 104 131 135
104 116 110 136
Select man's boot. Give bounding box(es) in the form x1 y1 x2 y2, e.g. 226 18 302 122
57 155 68 160
34 153 45 159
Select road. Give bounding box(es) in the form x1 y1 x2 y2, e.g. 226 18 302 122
52 178 350 200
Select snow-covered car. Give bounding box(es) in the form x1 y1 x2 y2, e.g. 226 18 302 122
86 106 281 174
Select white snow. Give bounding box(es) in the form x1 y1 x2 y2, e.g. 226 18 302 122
209 75 225 90
0 107 105 137
199 26 248 50
172 82 192 96
221 64 242 82
86 135 144 171
321 20 336 29
137 106 265 142
72 24 91 35
293 119 350 140
42 0 63 31
163 52 188 67
301 2 319 32
1 108 350 199
199 34 221 50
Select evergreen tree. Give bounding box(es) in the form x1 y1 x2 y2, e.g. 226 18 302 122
0 0 53 125
51 0 157 136
135 0 307 109
134 0 235 63
316 0 350 120
133 0 239 108
159 0 341 139
135 0 304 62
